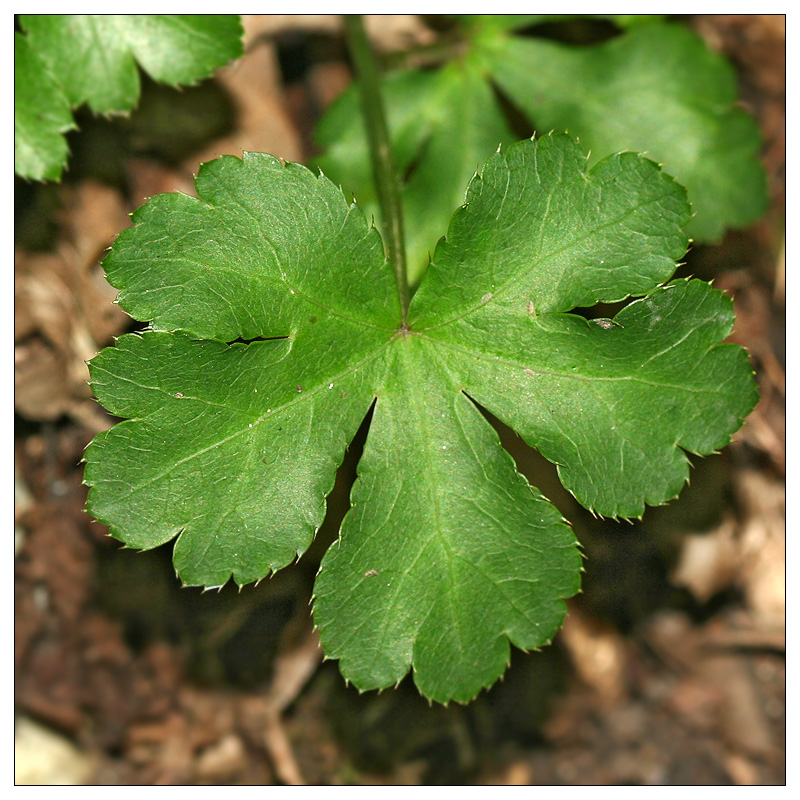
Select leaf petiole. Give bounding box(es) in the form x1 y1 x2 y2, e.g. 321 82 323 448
343 15 410 326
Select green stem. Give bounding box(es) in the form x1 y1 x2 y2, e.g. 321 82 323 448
343 15 410 325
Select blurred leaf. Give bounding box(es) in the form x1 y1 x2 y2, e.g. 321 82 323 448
487 22 768 241
15 14 243 181
14 32 75 181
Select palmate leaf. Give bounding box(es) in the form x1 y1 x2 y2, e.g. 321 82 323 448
15 14 243 181
84 133 757 703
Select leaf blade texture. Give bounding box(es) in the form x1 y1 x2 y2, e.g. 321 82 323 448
314 335 581 704
85 134 758 702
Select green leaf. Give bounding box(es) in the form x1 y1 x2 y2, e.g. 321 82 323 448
454 14 664 32
410 135 756 519
14 32 75 181
484 22 768 242
84 134 757 703
15 15 243 181
20 15 243 113
313 336 580 702
450 15 546 32
315 60 517 286
86 153 398 586
315 18 767 251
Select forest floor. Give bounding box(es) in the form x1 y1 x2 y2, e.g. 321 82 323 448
14 15 785 786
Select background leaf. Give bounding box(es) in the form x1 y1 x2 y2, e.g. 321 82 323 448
314 16 768 263
15 14 243 181
486 22 768 242
453 14 665 32
14 32 75 181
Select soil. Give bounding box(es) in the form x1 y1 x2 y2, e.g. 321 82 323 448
14 15 785 786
